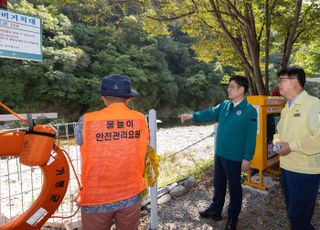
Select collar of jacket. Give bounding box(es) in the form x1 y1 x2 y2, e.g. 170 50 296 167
229 98 248 111
283 90 307 110
290 90 307 106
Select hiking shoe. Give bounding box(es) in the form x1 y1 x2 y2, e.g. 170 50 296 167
199 208 222 220
225 217 238 230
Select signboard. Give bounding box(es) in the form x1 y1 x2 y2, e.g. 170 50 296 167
0 9 42 61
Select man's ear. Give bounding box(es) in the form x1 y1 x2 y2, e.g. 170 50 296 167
125 98 131 105
239 86 245 95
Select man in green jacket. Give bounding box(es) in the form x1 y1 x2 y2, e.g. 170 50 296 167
273 66 320 230
179 75 257 230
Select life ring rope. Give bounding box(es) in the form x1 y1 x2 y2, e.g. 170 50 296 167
0 101 81 229
50 147 82 220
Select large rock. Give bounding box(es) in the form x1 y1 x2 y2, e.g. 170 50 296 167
170 185 187 197
182 178 196 190
158 194 171 205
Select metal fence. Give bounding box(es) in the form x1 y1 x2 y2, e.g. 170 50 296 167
0 119 215 230
0 122 82 229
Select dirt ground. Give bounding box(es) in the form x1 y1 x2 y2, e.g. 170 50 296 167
139 171 320 230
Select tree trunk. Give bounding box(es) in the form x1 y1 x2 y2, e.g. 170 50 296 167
209 0 267 95
243 2 267 95
244 67 257 95
281 0 303 68
264 0 270 95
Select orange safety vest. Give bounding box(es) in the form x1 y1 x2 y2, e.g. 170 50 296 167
80 103 149 206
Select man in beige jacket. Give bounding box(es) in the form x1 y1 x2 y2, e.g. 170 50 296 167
274 66 320 230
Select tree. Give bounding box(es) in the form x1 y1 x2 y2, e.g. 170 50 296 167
141 0 320 95
1 0 227 120
294 41 320 77
60 0 226 113
0 0 89 120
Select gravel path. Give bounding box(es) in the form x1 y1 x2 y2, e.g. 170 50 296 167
140 173 320 230
1 124 318 229
156 124 215 156
139 125 320 230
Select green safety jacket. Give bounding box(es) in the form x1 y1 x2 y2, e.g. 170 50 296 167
193 99 258 161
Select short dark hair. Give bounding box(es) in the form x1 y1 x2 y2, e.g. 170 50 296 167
103 96 128 103
229 75 249 94
276 66 306 87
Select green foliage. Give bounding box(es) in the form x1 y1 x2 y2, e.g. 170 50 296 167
158 150 214 187
0 0 227 122
3 0 317 120
294 41 320 78
141 0 320 95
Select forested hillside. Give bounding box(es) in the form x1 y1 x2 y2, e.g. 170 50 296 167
0 0 228 121
1 0 319 121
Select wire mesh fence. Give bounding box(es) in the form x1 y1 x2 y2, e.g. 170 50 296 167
0 120 216 229
0 122 82 229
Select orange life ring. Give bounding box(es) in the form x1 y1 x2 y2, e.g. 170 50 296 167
0 131 70 230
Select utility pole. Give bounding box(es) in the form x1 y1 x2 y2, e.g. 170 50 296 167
0 0 8 9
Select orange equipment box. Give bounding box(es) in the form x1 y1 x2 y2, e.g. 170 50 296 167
245 96 286 190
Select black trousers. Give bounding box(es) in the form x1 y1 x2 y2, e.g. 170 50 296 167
281 169 319 230
209 155 242 219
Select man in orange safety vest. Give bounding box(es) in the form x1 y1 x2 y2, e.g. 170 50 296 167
75 74 149 230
